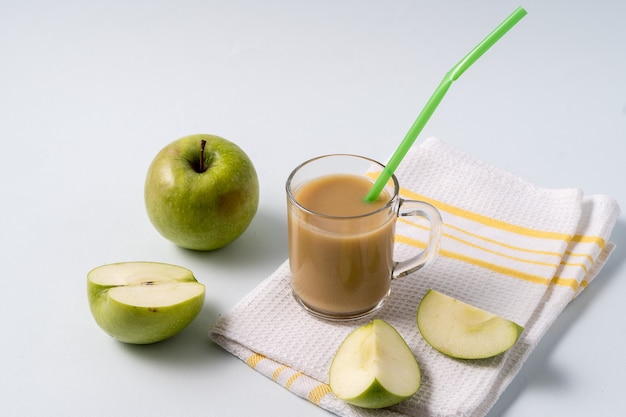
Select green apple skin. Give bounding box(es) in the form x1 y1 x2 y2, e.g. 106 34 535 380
87 262 205 344
417 289 524 359
329 319 421 409
145 134 259 251
335 379 411 409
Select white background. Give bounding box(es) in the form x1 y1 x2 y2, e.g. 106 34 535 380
1 1 624 416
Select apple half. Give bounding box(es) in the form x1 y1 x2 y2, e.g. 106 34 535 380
87 262 205 344
416 289 523 359
329 319 421 409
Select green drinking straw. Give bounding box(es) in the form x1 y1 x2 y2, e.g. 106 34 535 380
365 6 528 202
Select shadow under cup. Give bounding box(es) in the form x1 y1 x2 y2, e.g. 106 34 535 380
286 154 441 321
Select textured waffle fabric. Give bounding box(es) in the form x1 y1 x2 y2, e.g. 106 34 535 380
209 137 620 417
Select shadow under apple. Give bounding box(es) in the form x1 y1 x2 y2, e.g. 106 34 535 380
116 302 228 366
178 207 289 272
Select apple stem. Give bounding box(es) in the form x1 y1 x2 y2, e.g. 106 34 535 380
199 139 207 173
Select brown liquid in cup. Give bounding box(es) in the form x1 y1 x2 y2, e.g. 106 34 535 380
288 174 394 316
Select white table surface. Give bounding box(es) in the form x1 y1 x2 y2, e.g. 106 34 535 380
1 1 624 416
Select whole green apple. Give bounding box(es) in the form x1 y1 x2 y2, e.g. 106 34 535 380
145 134 259 250
87 262 205 344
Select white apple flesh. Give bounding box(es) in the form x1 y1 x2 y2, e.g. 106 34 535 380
417 289 523 359
87 262 205 344
329 319 421 409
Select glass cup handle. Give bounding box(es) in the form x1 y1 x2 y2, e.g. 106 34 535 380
392 199 443 279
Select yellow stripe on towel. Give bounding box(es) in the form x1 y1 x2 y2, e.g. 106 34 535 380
246 353 265 368
444 222 563 258
272 365 289 381
285 372 304 389
572 234 606 249
399 187 573 241
550 276 580 291
245 353 331 405
308 383 332 405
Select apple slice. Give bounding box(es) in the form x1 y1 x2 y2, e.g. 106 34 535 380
87 261 205 344
416 289 523 359
329 319 421 409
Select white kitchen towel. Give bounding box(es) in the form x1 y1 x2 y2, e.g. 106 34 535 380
209 137 620 417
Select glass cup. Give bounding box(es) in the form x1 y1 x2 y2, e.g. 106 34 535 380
286 154 442 320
